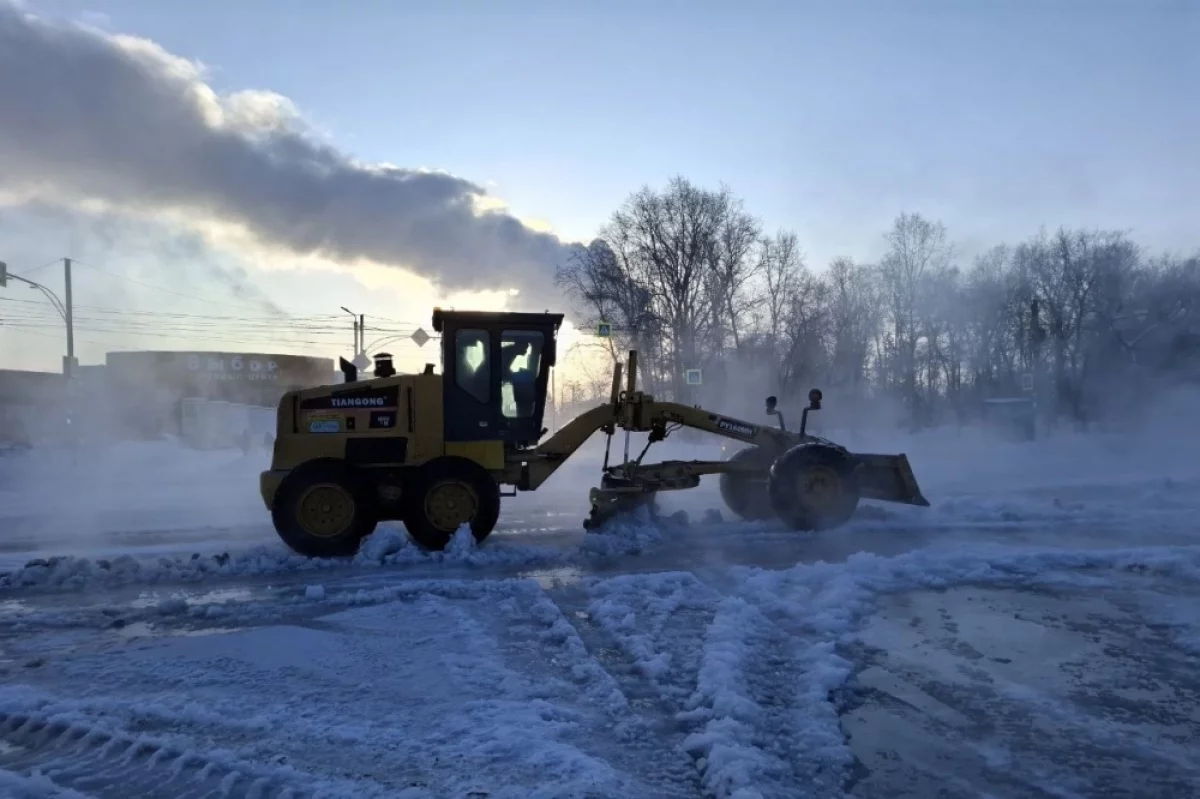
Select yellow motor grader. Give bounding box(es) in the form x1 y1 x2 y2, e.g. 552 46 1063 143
259 308 929 557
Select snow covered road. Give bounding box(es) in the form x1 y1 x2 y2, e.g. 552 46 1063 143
1 435 1199 798
2 534 1199 799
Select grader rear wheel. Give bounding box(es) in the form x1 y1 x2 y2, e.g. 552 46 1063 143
271 459 378 557
767 444 860 531
403 457 501 551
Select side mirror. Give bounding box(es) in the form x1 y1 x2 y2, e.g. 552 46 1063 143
766 395 787 432
799 388 822 436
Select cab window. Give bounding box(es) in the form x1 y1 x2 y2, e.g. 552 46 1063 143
500 330 544 418
455 329 490 403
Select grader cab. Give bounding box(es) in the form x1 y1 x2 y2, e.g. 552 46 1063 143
260 308 930 558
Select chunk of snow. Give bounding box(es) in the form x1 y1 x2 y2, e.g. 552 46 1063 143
304 585 326 601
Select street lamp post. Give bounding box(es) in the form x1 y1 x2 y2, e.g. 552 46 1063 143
0 258 76 376
339 306 359 355
1 258 79 462
340 306 372 370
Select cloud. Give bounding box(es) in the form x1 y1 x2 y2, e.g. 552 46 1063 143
0 3 582 309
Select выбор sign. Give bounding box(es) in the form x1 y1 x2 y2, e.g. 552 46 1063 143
186 354 281 381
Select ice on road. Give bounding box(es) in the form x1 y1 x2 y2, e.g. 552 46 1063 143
0 432 1199 798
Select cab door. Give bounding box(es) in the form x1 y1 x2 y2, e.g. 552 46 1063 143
443 326 499 442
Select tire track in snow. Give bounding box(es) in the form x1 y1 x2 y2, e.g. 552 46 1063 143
548 569 848 799
547 573 718 732
519 584 706 799
0 712 314 798
1 576 709 798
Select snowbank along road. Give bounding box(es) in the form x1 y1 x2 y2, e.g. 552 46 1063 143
0 431 1199 799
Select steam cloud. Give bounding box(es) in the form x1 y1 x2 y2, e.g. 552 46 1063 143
0 3 580 306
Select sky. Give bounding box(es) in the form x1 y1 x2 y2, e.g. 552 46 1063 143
0 0 1197 375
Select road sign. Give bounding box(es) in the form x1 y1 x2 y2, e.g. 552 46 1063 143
1021 372 1034 392
411 327 431 347
595 321 612 338
352 353 372 370
685 369 702 386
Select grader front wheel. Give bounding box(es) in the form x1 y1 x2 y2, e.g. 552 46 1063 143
718 447 775 521
767 444 860 531
404 457 501 551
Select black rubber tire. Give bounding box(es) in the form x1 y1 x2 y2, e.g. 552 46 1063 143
767 443 860 531
403 456 502 551
271 459 379 558
718 447 775 521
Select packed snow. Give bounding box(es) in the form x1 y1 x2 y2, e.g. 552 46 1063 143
1 420 1199 798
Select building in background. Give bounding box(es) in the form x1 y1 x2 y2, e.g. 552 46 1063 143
0 351 334 449
104 351 334 439
0 369 64 449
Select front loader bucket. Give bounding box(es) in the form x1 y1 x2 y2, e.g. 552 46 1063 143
851 453 931 507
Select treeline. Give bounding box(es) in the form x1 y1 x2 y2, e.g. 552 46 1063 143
555 176 1200 429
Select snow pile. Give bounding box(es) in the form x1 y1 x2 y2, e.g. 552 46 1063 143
0 524 568 594
0 548 334 593
578 504 677 557
352 525 588 568
0 505 692 594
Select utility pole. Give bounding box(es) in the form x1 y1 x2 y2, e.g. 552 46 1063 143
550 365 557 433
340 306 370 370
64 258 75 378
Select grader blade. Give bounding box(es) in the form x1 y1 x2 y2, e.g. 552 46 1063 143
852 453 931 507
583 486 660 529
582 472 665 530
583 488 657 530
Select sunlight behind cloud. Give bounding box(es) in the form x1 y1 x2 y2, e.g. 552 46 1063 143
0 2 584 314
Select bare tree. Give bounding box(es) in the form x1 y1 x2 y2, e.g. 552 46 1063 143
558 174 1200 431
556 238 661 386
877 212 953 420
560 176 766 400
825 256 882 395
758 231 804 362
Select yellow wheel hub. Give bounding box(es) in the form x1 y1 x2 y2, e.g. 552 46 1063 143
798 465 842 514
425 480 479 532
297 483 356 537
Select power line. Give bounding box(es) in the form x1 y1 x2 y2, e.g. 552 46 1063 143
0 298 418 334
70 259 298 315
0 326 137 352
19 258 66 277
2 256 438 368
